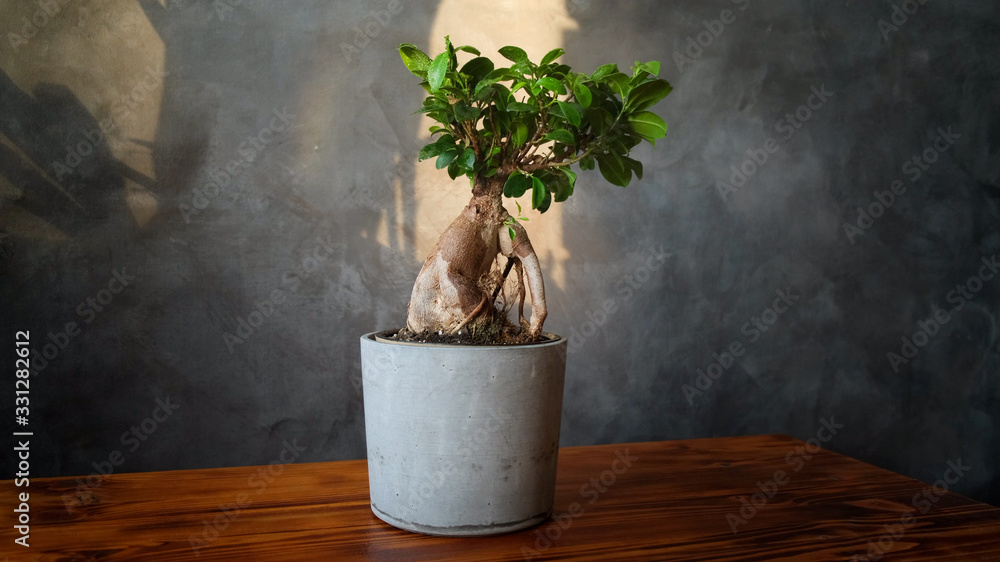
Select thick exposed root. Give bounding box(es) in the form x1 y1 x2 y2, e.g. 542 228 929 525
499 220 546 338
511 259 527 332
402 181 548 345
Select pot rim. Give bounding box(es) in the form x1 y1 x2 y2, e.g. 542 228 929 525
362 330 565 348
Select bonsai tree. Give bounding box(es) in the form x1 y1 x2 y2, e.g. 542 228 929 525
397 37 672 343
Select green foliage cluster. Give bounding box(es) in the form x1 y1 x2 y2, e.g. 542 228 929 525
399 36 672 213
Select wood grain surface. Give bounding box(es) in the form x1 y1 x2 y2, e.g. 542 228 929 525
2 435 999 561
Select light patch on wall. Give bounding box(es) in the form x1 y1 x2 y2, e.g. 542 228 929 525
0 0 166 229
415 0 579 291
372 172 408 252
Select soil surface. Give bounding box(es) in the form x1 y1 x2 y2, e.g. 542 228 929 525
384 327 550 346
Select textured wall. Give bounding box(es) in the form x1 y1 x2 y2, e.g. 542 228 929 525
1 0 998 508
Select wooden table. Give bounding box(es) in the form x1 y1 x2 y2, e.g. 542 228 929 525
3 434 999 560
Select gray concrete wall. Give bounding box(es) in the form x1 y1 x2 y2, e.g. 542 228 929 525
1 0 997 507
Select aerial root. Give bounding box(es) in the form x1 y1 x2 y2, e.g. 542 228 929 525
451 292 487 335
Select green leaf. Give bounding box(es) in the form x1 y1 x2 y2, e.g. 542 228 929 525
427 51 449 91
573 83 592 108
628 111 668 141
512 121 529 146
538 188 552 213
591 63 618 82
456 45 481 55
453 102 479 122
638 60 660 76
460 56 494 81
447 158 462 179
458 147 476 169
426 110 451 124
507 101 537 113
508 226 516 241
531 175 545 209
503 173 530 197
540 47 565 66
560 167 577 186
492 84 512 107
444 35 457 70
596 153 631 187
536 76 566 95
544 129 575 145
554 168 576 202
585 106 614 136
474 67 513 95
623 155 643 180
418 135 456 160
510 80 530 94
605 72 631 98
557 101 581 127
399 44 433 76
415 101 447 115
418 142 447 161
550 64 572 77
498 46 529 64
516 201 522 214
511 61 534 75
625 79 673 112
436 147 460 169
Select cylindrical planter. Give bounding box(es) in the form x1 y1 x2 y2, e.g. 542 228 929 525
360 331 567 536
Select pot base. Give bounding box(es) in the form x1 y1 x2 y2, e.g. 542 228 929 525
361 331 567 536
370 502 551 537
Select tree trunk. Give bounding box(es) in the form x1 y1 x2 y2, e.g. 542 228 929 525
405 175 547 340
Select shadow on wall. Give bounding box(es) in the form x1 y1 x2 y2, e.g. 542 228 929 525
1 0 441 475
0 73 149 246
0 0 172 474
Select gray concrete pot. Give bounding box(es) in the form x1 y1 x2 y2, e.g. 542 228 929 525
360 331 567 536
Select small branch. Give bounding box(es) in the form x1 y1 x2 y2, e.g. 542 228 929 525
520 136 596 173
464 121 480 157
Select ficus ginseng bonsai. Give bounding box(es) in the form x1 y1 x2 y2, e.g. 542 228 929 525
397 36 672 344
